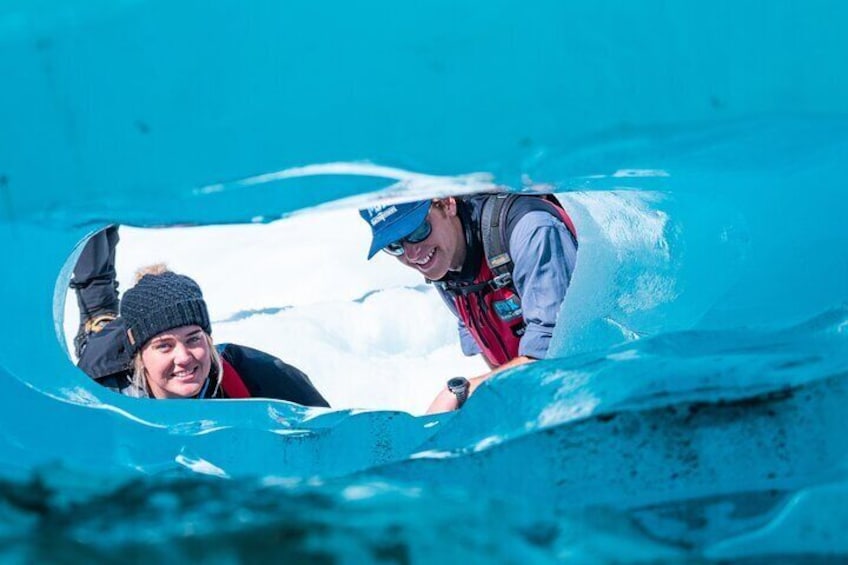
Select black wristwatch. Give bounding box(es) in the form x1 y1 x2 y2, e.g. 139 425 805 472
447 376 470 408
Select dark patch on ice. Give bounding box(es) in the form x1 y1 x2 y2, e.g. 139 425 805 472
134 120 151 135
0 174 13 221
710 95 725 109
371 540 410 563
630 489 791 550
680 386 794 423
518 521 559 547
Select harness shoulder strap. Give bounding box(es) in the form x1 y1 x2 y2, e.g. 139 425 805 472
220 358 251 398
480 193 520 289
480 192 578 290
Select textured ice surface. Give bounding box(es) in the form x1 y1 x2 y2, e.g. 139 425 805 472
1 1 847 561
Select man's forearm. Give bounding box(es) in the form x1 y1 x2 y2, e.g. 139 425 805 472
469 355 536 394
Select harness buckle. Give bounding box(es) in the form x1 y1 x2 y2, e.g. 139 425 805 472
491 272 513 289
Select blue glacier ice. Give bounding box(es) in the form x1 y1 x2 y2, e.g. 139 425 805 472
1 1 847 561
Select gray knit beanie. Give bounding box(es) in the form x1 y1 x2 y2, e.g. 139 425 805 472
120 271 212 354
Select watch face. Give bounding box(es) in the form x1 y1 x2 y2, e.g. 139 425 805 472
447 377 469 392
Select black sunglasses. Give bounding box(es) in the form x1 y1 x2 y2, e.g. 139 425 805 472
383 218 433 256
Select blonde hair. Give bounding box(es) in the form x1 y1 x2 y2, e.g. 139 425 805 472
134 262 169 283
131 332 223 398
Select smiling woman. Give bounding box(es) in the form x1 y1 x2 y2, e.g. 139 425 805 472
138 326 213 399
74 259 330 406
119 269 217 398
120 268 215 399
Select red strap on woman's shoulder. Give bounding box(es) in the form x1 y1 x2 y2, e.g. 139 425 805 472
220 359 251 398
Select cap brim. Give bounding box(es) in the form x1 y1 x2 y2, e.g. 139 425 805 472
366 201 431 259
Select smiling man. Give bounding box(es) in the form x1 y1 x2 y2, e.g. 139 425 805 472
360 192 578 413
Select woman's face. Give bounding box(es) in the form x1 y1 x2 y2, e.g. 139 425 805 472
139 325 212 399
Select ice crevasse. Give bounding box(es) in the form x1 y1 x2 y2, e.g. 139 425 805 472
0 1 847 560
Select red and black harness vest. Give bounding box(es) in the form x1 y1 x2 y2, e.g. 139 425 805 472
437 194 577 367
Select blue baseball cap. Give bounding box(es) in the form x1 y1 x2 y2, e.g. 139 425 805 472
359 200 431 259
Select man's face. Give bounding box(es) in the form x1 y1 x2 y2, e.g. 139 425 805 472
395 199 465 280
